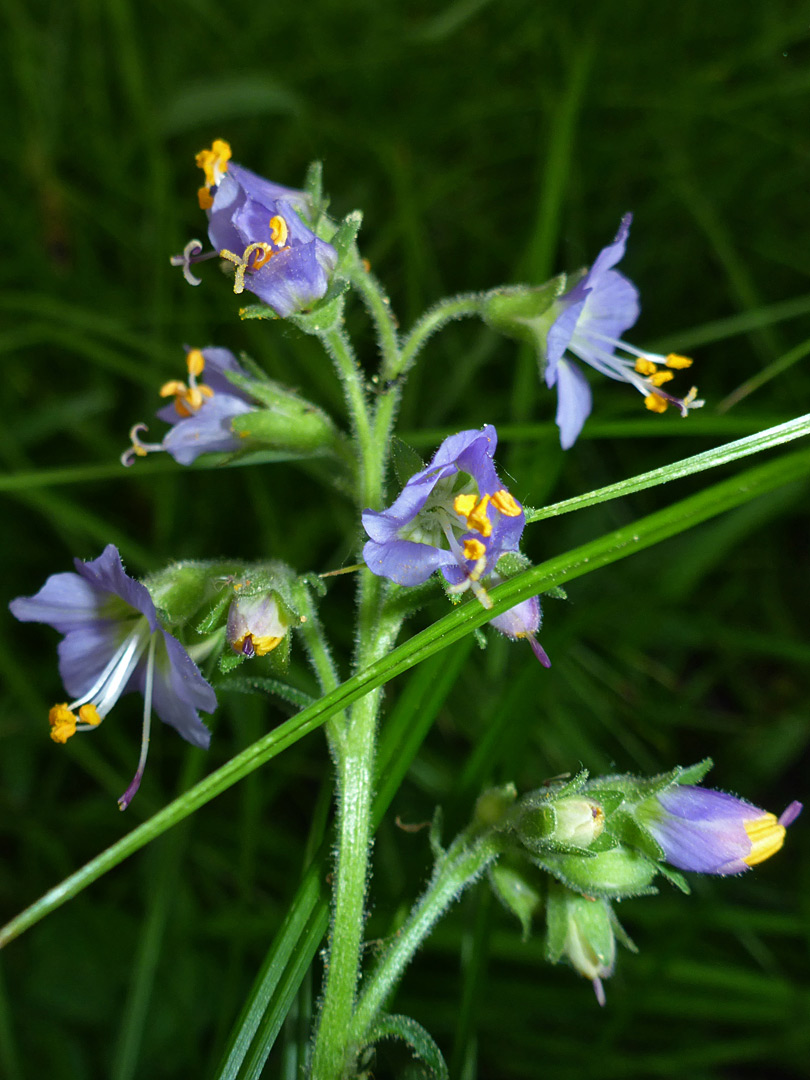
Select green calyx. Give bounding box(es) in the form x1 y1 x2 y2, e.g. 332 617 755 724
481 274 568 370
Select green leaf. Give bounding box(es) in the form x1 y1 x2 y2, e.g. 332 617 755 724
365 1014 449 1080
217 677 316 711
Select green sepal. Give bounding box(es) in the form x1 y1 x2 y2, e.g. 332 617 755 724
297 571 328 599
238 302 279 321
194 587 234 635
472 627 487 651
676 757 714 785
364 1013 449 1080
287 280 349 336
543 585 568 600
609 907 638 953
219 648 246 674
657 861 691 894
609 812 666 862
488 859 543 940
481 274 568 373
329 208 363 268
534 845 659 899
391 438 426 487
144 560 239 630
521 768 590 804
229 387 339 456
302 160 330 224
494 551 533 578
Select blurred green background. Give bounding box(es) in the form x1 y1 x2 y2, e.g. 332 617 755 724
2 0 810 1077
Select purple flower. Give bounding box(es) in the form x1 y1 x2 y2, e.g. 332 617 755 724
545 214 702 448
172 140 338 318
637 785 802 875
9 545 216 809
362 426 549 664
122 347 254 466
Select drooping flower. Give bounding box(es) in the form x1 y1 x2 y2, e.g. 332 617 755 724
636 784 802 875
9 545 216 809
545 882 620 1007
362 425 549 664
227 591 291 658
122 346 254 466
545 214 703 448
171 139 338 318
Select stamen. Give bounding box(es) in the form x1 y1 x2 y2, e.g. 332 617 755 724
186 349 205 377
644 394 668 414
453 493 494 537
634 358 659 376
453 493 477 519
491 489 522 517
195 140 232 188
198 187 214 211
118 636 157 811
49 703 78 743
233 632 283 657
463 537 487 561
649 370 674 387
269 215 289 247
665 353 693 369
121 423 164 467
78 704 102 726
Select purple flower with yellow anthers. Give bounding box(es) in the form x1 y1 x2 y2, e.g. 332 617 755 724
637 785 802 875
122 346 254 467
9 545 216 810
545 213 703 448
227 592 291 658
362 426 550 665
170 139 338 318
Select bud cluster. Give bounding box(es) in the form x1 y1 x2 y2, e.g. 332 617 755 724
478 760 800 1004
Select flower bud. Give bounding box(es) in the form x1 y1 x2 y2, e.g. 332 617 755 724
538 844 658 899
545 882 616 1006
227 592 291 658
474 783 517 828
516 797 606 852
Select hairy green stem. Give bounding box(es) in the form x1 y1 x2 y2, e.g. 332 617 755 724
319 327 376 508
349 831 503 1051
347 256 401 379
398 293 484 378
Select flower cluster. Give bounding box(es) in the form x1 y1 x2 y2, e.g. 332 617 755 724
172 139 338 318
123 346 255 466
544 214 703 447
362 426 549 665
9 546 216 809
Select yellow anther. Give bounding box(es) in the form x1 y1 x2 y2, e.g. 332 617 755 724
743 813 786 867
269 214 289 248
453 493 477 518
644 393 669 414
195 140 232 187
186 349 206 377
665 353 693 369
79 704 102 726
48 703 78 744
635 358 659 376
198 186 214 211
252 247 275 271
231 632 284 657
491 489 522 517
463 537 487 562
160 380 188 399
649 370 675 387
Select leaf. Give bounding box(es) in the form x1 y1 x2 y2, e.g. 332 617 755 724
365 1014 449 1080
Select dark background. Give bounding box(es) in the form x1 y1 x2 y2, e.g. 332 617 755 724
1 1 809 1077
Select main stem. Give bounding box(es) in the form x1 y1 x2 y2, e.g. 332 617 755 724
311 296 402 1079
